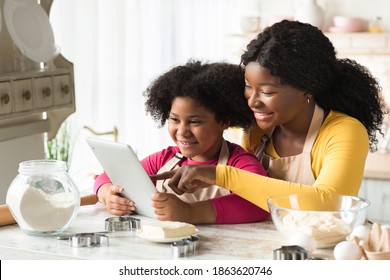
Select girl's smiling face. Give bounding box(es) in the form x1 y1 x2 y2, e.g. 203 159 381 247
168 97 228 162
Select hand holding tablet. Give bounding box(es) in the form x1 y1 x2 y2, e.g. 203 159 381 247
86 137 157 219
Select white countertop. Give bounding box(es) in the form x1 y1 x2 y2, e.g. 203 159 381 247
0 204 333 260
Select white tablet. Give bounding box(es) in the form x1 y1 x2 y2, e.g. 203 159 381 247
86 137 157 219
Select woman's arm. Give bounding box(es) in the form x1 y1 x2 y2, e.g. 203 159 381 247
219 114 369 210
152 114 369 212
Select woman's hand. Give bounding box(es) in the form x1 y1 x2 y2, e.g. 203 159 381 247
151 192 216 224
149 165 217 195
96 183 136 215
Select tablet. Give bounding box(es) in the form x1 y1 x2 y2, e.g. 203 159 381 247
86 137 157 219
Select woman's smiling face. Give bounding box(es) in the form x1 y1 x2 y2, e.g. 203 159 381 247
244 61 309 132
168 97 228 162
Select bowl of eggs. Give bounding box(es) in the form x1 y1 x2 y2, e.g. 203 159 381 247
267 193 370 249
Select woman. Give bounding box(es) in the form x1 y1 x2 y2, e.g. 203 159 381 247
150 20 388 211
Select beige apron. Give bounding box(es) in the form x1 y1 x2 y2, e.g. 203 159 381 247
156 140 231 203
255 104 324 185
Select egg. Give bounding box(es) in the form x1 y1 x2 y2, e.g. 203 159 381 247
350 225 370 243
381 224 390 230
333 241 362 260
288 232 317 255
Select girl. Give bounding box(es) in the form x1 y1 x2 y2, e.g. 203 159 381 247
94 60 269 224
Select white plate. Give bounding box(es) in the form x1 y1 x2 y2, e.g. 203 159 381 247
4 0 57 63
137 229 199 243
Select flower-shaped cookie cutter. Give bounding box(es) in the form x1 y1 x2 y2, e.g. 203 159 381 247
273 245 308 260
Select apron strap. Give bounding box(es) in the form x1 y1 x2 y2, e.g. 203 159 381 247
156 152 185 192
303 104 324 153
156 140 231 201
267 104 324 184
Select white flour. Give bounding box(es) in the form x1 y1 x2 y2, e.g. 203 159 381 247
282 212 351 247
10 185 76 232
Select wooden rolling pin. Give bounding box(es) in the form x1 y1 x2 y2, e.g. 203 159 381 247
0 194 98 227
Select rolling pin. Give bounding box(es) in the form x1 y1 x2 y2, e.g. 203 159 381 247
0 194 98 227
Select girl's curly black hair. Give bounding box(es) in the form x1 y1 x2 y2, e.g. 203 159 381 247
144 60 255 131
241 20 388 151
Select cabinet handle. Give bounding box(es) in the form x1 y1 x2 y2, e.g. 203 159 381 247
42 87 51 98
1 93 10 105
22 90 31 101
61 84 70 94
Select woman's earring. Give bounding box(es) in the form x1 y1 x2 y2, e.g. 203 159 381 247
307 97 310 104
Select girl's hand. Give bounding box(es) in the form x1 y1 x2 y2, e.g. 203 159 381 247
151 192 216 224
97 183 136 215
151 192 191 222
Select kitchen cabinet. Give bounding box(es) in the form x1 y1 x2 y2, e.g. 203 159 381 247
0 82 12 115
359 179 390 223
13 79 33 113
0 0 75 143
53 74 72 106
34 76 53 109
0 69 74 116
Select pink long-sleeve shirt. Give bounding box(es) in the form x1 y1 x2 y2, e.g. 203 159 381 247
94 141 269 224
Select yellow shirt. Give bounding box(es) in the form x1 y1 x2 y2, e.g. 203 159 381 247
216 111 369 211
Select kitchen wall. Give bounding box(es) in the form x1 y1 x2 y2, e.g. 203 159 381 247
0 135 45 204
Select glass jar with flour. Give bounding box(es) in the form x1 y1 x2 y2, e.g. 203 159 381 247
6 160 80 235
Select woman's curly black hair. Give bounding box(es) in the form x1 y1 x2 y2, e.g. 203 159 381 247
241 20 388 151
144 60 255 131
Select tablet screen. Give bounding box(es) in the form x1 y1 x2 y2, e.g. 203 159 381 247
86 137 157 219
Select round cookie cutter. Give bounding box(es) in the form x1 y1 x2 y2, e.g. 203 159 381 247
105 216 141 232
57 232 109 247
57 216 141 247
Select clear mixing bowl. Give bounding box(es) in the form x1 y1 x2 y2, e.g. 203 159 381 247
267 193 370 248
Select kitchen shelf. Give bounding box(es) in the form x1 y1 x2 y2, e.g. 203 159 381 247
0 0 75 142
325 32 390 55
0 68 74 118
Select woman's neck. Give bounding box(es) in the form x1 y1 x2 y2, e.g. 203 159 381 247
273 104 316 156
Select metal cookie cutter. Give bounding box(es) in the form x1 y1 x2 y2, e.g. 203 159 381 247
171 236 199 258
273 245 308 260
105 216 141 232
57 216 141 247
58 232 109 247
